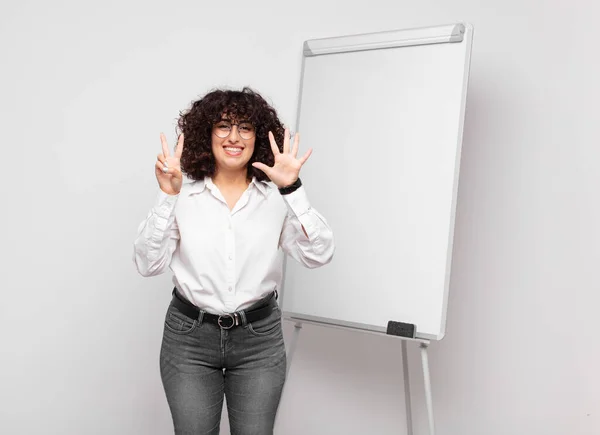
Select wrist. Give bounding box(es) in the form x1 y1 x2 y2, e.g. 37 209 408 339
278 178 302 195
160 186 180 196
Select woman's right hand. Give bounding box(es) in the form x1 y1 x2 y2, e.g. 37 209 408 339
155 133 185 195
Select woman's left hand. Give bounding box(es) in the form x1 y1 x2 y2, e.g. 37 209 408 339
252 129 312 189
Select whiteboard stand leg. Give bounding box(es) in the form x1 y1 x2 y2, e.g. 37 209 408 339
402 340 413 435
286 322 303 378
401 340 414 435
420 342 435 435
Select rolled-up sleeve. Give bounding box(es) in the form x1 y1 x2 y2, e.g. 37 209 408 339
278 185 335 268
132 189 180 277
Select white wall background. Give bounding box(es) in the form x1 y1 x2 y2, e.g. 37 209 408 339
1 1 598 434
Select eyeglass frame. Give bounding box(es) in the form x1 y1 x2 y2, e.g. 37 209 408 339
212 120 256 140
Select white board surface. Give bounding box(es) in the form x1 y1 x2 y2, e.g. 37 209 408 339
282 23 473 340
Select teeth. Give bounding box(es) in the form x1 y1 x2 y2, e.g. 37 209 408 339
224 147 242 153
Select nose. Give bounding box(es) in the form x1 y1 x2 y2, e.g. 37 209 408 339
227 125 241 142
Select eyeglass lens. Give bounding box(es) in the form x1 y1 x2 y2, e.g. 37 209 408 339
214 121 255 139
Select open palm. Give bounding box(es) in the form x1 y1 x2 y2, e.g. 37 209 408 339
252 129 312 188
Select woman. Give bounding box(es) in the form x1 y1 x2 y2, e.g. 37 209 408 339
133 87 335 434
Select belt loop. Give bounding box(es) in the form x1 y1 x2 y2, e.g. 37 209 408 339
197 310 205 324
238 310 248 326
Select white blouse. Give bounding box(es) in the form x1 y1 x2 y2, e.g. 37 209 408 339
132 177 335 314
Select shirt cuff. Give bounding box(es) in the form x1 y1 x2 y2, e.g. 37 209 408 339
155 189 179 218
281 185 311 217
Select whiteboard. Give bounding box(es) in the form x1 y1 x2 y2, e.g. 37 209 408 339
281 23 473 340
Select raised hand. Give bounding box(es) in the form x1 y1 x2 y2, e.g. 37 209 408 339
155 133 184 195
251 128 312 189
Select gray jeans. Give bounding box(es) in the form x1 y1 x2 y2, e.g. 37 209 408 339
159 292 287 435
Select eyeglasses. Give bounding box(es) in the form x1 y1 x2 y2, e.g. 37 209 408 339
213 120 255 140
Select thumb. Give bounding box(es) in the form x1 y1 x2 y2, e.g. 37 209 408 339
252 162 271 175
172 167 183 179
162 166 182 178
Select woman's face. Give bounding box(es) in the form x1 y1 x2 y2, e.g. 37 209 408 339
211 116 256 175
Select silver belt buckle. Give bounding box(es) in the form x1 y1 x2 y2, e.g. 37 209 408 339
218 313 235 329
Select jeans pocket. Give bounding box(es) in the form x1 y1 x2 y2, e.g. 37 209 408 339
247 307 281 337
164 305 198 335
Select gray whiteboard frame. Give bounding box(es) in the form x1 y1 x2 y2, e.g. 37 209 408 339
280 23 474 341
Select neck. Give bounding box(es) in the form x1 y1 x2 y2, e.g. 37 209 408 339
213 168 250 189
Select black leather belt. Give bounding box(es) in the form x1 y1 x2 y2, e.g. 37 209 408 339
171 287 276 329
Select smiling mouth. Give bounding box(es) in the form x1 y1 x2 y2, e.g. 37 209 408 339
223 146 244 156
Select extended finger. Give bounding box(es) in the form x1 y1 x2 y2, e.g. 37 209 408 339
160 133 170 158
298 148 313 165
251 161 271 176
282 128 290 154
175 133 184 158
268 131 280 156
291 132 300 158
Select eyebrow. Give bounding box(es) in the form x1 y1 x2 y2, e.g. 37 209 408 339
219 118 252 124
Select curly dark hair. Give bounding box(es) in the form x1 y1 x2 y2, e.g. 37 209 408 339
176 87 286 182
